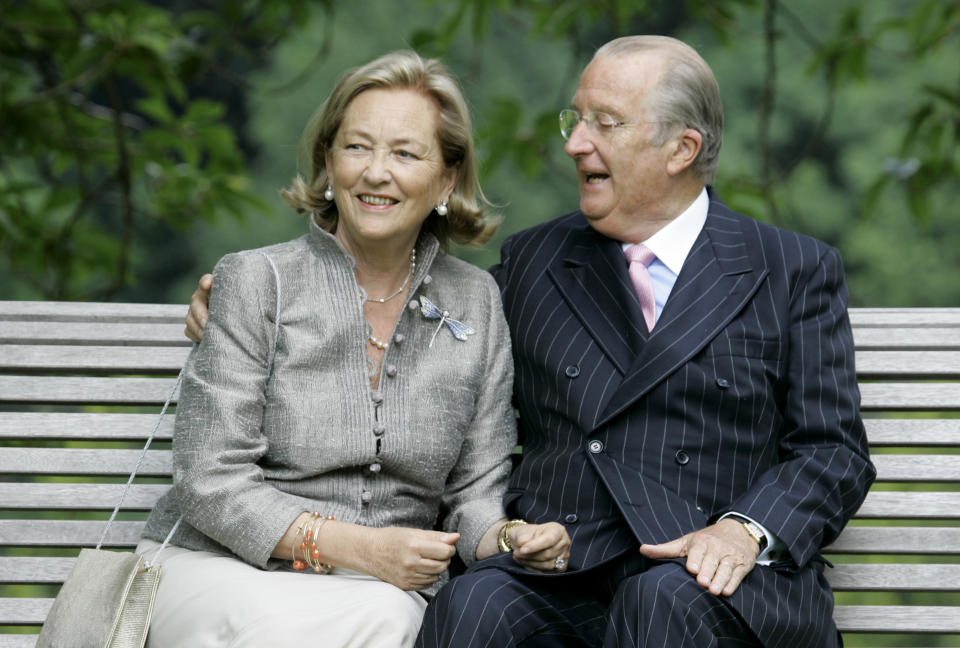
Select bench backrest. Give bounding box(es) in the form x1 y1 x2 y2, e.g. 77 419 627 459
1 301 959 646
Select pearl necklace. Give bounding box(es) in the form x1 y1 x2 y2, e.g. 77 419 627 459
365 248 416 351
365 249 416 304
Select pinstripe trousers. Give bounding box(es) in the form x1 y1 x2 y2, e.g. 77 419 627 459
416 552 763 648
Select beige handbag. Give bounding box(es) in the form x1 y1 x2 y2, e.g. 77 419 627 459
36 369 186 648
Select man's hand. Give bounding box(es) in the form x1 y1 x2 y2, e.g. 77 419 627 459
509 522 571 573
638 518 761 596
185 274 213 343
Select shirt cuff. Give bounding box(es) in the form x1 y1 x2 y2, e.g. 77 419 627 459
718 512 786 565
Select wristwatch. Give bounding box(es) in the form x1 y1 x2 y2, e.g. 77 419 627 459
498 519 528 553
725 514 767 551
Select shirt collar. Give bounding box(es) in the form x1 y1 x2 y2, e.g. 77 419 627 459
620 187 708 276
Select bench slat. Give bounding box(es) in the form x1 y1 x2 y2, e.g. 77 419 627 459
0 321 189 346
0 597 51 625
826 526 960 554
0 413 174 440
0 300 185 322
0 448 171 476
0 520 145 547
0 483 168 510
0 557 79 584
859 382 960 411
855 350 960 377
849 307 960 326
0 345 191 372
833 605 960 634
852 328 960 350
871 454 960 482
827 564 960 591
0 376 179 405
854 492 960 519
864 419 960 446
0 635 39 648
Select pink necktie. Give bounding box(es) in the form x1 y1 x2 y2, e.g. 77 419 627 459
625 243 657 331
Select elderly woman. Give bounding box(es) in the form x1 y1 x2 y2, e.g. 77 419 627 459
138 50 569 648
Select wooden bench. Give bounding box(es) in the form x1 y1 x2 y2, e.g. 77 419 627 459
1 301 958 646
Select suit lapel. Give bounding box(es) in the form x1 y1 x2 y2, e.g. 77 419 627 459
546 224 643 375
595 204 769 429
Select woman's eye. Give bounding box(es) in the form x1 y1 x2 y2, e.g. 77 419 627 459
396 150 417 159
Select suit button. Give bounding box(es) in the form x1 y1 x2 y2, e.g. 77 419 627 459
369 463 381 473
565 514 579 524
371 390 384 404
361 490 372 503
675 450 690 465
373 424 385 437
565 365 581 378
408 299 420 311
393 333 405 345
385 365 397 378
715 377 730 389
588 440 603 454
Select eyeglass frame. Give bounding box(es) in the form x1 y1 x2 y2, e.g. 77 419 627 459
558 108 677 140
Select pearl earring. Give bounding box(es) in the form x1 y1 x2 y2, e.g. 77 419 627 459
324 185 334 201
436 201 448 216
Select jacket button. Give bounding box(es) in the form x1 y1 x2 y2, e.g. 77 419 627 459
565 365 581 378
369 463 381 473
361 490 372 503
588 440 603 454
423 275 433 285
715 377 730 389
393 333 404 345
675 450 690 465
408 299 419 311
565 514 579 524
373 424 385 437
371 390 384 404
385 365 397 378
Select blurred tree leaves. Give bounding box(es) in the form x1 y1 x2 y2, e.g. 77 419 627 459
1 0 957 306
0 0 322 299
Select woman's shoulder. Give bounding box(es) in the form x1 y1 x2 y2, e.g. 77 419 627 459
213 235 313 277
429 252 496 289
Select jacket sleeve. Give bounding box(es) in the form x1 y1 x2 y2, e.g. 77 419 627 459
731 245 875 568
172 251 314 569
439 272 516 564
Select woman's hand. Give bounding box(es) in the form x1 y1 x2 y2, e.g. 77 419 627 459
509 522 571 573
359 527 460 591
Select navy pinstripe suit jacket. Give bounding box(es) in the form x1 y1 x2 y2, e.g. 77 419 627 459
489 191 876 647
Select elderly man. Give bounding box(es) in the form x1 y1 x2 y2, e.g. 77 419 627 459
414 35 874 647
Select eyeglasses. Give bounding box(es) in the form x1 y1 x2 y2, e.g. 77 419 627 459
558 108 669 140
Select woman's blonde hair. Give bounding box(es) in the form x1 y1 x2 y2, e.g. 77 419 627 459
282 50 497 248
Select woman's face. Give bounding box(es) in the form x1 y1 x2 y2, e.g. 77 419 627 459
326 87 456 253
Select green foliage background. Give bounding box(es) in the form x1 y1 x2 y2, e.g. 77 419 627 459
2 0 958 307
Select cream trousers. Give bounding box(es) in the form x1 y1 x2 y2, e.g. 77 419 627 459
137 540 427 648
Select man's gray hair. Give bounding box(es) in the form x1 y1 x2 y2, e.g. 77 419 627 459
595 36 723 184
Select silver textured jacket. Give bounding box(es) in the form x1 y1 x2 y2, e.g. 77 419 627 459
143 218 516 576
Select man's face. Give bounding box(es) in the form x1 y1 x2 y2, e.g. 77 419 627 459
564 53 676 242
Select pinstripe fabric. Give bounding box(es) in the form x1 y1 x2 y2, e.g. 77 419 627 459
429 190 875 647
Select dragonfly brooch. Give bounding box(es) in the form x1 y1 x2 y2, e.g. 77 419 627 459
419 296 475 347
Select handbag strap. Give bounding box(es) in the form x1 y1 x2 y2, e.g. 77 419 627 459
97 359 191 550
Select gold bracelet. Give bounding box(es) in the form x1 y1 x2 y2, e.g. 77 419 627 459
497 519 528 553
